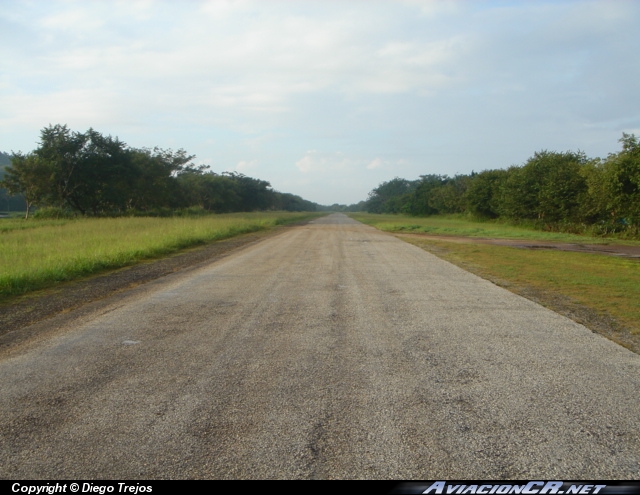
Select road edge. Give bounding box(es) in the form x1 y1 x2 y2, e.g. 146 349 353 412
0 222 303 338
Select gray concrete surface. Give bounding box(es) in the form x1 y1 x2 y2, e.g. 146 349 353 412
0 213 639 479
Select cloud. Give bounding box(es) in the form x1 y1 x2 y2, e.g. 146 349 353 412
2 0 472 121
236 160 258 172
295 152 394 175
1 0 639 204
295 151 358 174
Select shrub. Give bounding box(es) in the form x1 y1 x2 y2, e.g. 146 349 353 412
33 206 77 219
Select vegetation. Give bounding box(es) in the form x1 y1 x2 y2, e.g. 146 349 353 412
0 151 26 213
316 201 368 212
0 211 323 299
349 213 640 244
363 134 640 238
0 125 317 218
401 236 640 341
351 212 640 348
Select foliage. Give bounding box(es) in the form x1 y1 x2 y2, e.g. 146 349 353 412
1 152 52 218
601 133 640 226
32 206 78 219
495 151 588 222
0 152 30 212
0 151 10 167
366 177 418 213
362 134 640 237
349 212 627 243
465 169 507 218
316 201 368 212
1 125 318 218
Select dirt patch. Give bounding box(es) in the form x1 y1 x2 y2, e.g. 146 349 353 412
0 226 292 336
402 236 640 355
396 233 640 259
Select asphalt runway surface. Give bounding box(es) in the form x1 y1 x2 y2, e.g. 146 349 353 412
1 213 639 479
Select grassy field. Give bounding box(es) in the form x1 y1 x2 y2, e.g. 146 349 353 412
350 212 640 245
0 211 323 299
350 213 640 350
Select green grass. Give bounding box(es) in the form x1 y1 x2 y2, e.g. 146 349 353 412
0 217 71 234
352 213 640 341
401 237 640 337
349 213 640 245
0 211 324 299
0 211 28 220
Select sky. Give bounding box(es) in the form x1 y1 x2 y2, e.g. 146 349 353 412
1 0 640 205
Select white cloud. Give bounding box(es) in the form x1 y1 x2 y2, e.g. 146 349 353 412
0 88 122 128
296 152 395 175
1 0 639 204
236 160 258 172
397 0 461 18
295 151 356 174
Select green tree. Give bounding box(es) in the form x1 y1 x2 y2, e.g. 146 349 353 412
600 133 640 227
66 128 134 214
178 172 240 213
130 147 195 211
465 169 508 218
0 152 28 212
496 151 587 222
366 178 417 213
273 192 317 212
34 124 87 210
223 172 274 211
404 175 446 216
427 174 471 214
0 152 53 218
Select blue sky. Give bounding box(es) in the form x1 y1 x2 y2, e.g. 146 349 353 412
2 0 639 204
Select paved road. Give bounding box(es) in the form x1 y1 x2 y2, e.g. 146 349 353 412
1 213 639 479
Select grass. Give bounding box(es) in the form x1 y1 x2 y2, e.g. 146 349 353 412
0 211 324 299
0 211 28 220
405 238 640 336
349 212 640 245
349 213 640 346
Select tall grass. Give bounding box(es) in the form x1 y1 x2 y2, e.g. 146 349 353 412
0 212 321 299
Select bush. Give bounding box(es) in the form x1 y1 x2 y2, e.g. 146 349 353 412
33 207 77 219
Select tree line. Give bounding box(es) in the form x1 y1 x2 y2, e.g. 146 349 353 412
365 134 640 235
0 151 27 212
0 125 317 218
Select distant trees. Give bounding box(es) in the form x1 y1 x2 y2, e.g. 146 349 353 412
1 153 51 218
496 151 588 222
35 125 135 214
600 133 640 226
404 174 470 216
363 134 640 235
0 125 317 217
464 169 507 218
316 201 368 212
366 178 418 213
0 151 27 213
